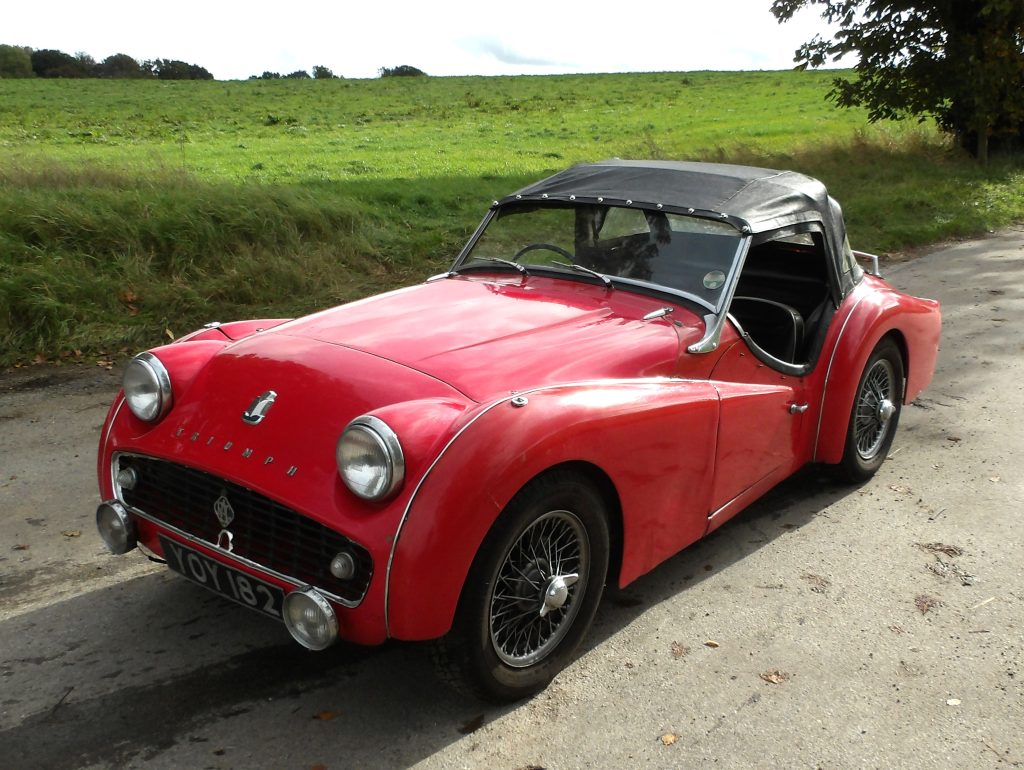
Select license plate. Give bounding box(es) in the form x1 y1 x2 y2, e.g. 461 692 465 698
160 535 284 619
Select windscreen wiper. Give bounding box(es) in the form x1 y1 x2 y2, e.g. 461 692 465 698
551 260 612 287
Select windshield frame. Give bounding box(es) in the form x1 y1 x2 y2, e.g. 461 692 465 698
450 202 750 317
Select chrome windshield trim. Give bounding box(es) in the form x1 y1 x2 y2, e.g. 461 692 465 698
688 237 751 353
111 452 361 609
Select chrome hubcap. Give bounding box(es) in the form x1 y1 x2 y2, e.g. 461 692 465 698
489 510 589 667
855 359 896 460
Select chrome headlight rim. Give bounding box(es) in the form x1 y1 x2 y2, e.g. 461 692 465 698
283 586 339 651
336 415 405 501
123 352 173 422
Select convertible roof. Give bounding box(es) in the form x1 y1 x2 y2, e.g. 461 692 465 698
500 159 848 247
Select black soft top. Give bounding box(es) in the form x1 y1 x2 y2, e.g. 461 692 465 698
500 159 849 259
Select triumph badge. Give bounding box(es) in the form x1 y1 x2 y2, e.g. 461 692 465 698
242 390 277 425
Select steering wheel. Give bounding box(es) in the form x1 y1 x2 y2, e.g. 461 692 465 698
514 243 575 262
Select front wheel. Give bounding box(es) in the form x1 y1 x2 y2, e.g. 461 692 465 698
433 471 610 702
838 338 904 482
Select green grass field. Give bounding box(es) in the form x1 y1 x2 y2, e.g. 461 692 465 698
1 71 1022 366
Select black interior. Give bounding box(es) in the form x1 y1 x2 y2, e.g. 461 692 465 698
730 238 834 367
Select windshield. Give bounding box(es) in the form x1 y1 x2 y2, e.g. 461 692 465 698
459 202 743 308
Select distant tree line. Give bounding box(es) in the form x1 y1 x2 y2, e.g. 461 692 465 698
0 44 430 81
0 45 213 79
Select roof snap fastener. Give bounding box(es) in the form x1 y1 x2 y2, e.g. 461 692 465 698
510 395 529 408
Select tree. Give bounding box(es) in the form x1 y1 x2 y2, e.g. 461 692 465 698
312 65 336 79
31 48 91 77
285 69 310 79
150 58 214 80
771 0 1024 161
97 53 148 79
378 64 426 77
0 44 33 78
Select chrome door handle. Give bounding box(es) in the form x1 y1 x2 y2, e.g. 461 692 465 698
789 403 809 414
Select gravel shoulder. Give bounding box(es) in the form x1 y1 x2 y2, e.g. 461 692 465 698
1 229 1022 769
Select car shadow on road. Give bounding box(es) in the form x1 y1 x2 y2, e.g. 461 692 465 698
0 466 859 770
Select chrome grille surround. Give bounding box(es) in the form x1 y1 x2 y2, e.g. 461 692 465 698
113 453 372 606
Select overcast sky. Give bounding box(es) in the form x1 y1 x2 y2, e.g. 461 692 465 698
6 1 848 80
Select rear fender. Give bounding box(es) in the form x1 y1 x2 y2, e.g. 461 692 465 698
815 281 940 464
385 379 721 641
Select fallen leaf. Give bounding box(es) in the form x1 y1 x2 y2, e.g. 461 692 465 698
704 640 720 648
513 765 546 770
310 765 328 770
801 572 831 593
989 476 1000 483
458 714 485 735
165 328 175 341
888 484 912 495
660 733 679 746
946 436 962 443
33 353 47 364
670 641 689 659
312 710 339 721
13 544 29 551
915 594 941 614
760 669 790 684
946 698 961 706
917 542 964 557
61 530 82 538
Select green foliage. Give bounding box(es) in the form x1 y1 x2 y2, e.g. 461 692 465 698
149 58 214 80
285 70 311 79
378 64 426 77
312 65 336 79
97 53 148 79
31 48 91 78
771 0 1024 160
0 72 1021 365
0 45 33 78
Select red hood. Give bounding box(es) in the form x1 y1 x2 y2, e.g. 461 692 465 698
264 274 703 401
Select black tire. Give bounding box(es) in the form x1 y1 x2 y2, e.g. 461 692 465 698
838 337 905 482
433 470 610 702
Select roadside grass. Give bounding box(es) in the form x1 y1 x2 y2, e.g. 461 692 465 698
1 73 1022 366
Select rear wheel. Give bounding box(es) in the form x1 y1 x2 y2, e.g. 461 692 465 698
839 338 904 482
433 470 610 702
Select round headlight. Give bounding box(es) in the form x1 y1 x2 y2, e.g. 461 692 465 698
123 352 172 422
336 415 405 501
283 587 338 650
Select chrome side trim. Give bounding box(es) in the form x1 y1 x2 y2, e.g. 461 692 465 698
383 375 702 636
102 396 126 460
383 396 511 637
112 453 359 608
812 291 868 462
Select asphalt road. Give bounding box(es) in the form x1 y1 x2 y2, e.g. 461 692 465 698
1 230 1022 769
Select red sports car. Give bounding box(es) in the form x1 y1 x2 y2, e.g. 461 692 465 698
95 160 941 701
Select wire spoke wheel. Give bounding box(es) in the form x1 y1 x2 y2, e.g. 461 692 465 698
854 358 896 460
488 509 589 668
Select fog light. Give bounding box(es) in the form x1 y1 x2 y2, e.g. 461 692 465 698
329 551 357 580
116 467 138 491
96 501 137 555
283 587 338 651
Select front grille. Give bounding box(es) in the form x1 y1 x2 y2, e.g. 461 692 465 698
118 455 372 604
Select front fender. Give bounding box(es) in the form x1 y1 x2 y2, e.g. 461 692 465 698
815 278 941 464
385 379 721 641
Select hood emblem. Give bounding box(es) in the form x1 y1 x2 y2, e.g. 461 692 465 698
242 390 277 425
213 491 235 529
